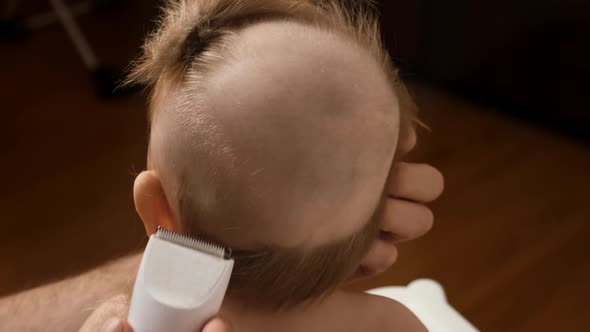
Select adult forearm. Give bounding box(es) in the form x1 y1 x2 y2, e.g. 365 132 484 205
0 252 141 332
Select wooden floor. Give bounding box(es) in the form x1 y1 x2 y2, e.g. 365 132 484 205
2 3 589 331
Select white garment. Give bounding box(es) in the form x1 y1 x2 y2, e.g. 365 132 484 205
368 279 479 332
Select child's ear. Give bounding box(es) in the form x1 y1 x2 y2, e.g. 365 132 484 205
133 171 177 236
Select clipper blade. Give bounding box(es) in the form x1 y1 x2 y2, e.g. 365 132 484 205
156 227 232 259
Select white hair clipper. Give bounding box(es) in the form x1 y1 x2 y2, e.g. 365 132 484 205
128 228 234 332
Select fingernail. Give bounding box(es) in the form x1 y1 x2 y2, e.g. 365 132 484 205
101 318 123 332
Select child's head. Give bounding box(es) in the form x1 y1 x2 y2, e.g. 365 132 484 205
131 0 416 310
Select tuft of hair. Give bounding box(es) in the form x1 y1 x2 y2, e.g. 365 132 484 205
128 0 391 85
127 0 417 127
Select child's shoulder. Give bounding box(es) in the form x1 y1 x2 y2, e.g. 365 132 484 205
330 290 428 332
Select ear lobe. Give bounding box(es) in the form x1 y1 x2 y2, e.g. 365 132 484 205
133 171 176 236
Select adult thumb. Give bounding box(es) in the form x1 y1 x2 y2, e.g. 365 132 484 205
100 318 133 332
202 317 233 332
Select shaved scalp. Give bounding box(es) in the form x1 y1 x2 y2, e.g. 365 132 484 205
129 0 415 309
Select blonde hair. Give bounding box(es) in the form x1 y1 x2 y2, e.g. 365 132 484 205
130 1 386 83
129 0 416 310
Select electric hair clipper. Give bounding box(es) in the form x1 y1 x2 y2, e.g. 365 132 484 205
128 228 234 332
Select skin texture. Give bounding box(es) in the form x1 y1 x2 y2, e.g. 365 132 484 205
0 253 142 332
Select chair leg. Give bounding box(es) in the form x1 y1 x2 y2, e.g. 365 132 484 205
27 1 93 30
4 0 138 98
48 0 98 70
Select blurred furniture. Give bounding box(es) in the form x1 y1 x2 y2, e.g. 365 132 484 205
0 0 135 97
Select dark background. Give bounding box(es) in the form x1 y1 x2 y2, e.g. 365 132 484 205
1 1 589 331
379 0 590 139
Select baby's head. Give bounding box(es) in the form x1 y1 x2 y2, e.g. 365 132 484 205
131 0 416 310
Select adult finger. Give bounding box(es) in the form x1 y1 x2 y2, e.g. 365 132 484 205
358 239 399 277
203 317 233 332
388 162 444 203
96 315 230 332
380 199 434 243
100 319 133 332
396 126 417 157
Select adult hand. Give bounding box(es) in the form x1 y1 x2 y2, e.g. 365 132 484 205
78 295 232 332
352 128 444 279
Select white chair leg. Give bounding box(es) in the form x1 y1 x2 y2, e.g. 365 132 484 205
27 1 92 30
48 0 98 70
